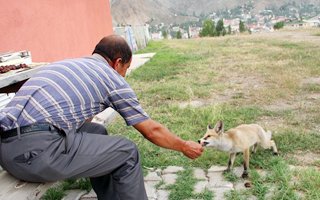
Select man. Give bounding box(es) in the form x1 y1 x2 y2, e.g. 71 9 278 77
0 35 203 199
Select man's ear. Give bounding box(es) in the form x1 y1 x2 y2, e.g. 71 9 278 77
214 120 224 134
113 58 123 70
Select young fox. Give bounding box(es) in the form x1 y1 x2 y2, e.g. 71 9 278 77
198 120 278 178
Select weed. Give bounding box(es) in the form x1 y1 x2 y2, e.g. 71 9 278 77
223 171 239 183
166 168 213 200
40 187 65 200
295 168 320 200
251 170 268 200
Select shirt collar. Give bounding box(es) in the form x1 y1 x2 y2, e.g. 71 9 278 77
91 53 109 66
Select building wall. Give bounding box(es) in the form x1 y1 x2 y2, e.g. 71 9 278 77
0 0 113 62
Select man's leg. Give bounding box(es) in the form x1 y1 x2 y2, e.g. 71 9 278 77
77 122 119 199
70 122 147 200
0 123 147 200
77 122 131 200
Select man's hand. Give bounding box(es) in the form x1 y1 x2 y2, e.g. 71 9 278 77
181 141 204 159
134 119 204 159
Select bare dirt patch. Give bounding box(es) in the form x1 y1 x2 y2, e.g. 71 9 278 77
288 151 320 167
256 29 320 46
301 77 320 85
255 116 286 132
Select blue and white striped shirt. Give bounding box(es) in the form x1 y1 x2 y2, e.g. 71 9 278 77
0 54 149 131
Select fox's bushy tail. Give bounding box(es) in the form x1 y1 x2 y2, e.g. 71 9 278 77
258 126 272 149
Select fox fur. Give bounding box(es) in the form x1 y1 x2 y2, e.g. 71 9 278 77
198 120 278 178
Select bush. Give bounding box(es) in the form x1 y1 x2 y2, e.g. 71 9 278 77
274 21 285 30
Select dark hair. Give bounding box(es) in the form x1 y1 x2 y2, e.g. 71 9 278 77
93 35 132 64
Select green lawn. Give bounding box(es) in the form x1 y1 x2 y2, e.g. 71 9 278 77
109 30 320 199
43 29 320 200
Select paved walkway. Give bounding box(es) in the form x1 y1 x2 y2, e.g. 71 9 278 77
62 165 255 200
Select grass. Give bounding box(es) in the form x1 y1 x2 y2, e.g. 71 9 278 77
165 168 213 200
295 168 320 199
41 178 91 200
116 29 320 199
50 29 320 199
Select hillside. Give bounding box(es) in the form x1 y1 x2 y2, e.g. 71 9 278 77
110 0 320 25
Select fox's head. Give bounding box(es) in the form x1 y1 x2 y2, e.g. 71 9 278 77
198 120 224 147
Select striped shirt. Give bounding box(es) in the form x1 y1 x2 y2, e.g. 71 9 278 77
0 54 149 131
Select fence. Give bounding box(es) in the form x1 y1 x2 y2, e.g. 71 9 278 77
113 25 151 52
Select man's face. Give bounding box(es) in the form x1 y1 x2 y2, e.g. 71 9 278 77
111 57 132 77
116 58 132 77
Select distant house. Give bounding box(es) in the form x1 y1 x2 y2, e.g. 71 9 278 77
151 32 164 40
224 18 241 33
189 26 201 38
286 15 320 29
304 15 320 27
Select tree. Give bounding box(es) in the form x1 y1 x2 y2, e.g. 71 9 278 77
162 30 168 39
239 20 246 33
216 19 225 36
273 21 285 30
200 19 215 37
176 30 182 39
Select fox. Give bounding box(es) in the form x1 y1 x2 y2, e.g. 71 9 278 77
198 120 278 178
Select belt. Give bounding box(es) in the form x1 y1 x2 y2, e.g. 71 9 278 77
0 123 57 139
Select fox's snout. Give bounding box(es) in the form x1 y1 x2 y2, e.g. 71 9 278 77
198 140 209 146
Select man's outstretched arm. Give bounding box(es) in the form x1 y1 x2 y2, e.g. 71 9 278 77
133 119 203 159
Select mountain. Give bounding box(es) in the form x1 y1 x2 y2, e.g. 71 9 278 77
110 0 320 26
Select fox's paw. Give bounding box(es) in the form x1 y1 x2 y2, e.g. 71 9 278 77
223 169 231 174
273 152 279 156
241 172 249 179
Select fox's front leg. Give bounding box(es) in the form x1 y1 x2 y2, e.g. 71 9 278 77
252 143 258 154
224 153 236 173
270 140 279 155
242 148 250 178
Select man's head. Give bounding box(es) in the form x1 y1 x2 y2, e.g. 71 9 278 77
93 35 132 77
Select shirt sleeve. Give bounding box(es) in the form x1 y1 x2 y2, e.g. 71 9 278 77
107 84 149 126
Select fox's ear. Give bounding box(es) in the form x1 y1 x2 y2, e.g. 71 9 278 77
214 120 224 134
207 124 213 130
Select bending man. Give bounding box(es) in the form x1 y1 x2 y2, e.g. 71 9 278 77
0 35 203 200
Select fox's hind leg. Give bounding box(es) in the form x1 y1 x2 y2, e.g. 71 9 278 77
242 148 250 178
224 153 236 173
270 140 278 155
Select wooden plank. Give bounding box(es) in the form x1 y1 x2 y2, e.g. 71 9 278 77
0 63 47 89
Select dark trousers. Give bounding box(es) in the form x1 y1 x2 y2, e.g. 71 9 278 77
0 122 148 200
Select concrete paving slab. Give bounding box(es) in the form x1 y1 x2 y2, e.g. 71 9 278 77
79 189 97 200
193 168 207 180
162 166 184 174
158 189 169 200
62 190 87 200
194 180 209 193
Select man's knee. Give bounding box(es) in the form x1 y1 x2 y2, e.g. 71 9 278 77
113 139 141 179
121 138 139 158
94 123 108 135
